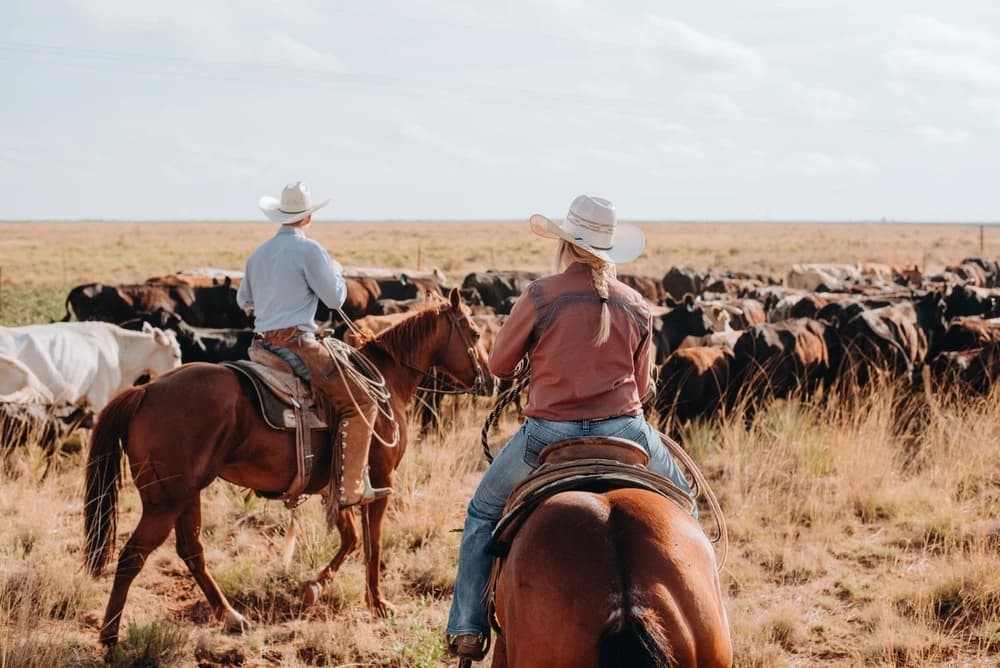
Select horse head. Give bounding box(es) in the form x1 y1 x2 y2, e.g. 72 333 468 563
434 288 494 395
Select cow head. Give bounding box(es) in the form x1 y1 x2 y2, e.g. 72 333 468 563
141 323 183 376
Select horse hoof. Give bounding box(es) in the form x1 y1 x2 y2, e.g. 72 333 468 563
300 581 322 608
223 609 250 635
372 598 397 618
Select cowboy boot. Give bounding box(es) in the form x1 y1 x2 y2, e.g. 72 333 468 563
332 404 392 509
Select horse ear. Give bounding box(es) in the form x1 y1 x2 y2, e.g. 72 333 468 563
449 287 462 310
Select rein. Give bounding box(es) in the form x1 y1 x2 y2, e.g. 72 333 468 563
397 308 486 395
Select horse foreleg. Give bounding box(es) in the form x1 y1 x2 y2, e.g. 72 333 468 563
174 498 248 634
362 496 394 617
99 509 178 646
300 507 358 608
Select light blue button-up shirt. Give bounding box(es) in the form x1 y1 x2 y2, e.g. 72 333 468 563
236 226 347 333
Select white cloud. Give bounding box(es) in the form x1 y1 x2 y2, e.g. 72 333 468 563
783 152 878 175
70 0 342 70
787 82 860 122
657 143 705 160
267 33 342 71
400 123 506 166
887 49 1000 88
578 79 633 100
913 124 969 143
970 96 1000 121
898 15 1000 54
645 16 764 77
888 16 1000 88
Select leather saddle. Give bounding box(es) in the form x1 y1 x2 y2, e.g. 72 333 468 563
485 436 695 633
221 360 327 431
222 348 328 508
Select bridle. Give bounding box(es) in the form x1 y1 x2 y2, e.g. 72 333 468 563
406 308 487 395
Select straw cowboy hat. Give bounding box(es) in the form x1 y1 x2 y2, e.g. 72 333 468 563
529 195 644 264
259 182 329 225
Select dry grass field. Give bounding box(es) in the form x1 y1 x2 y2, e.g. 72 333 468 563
1 221 1000 667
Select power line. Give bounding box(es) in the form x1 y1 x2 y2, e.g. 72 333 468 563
3 40 998 134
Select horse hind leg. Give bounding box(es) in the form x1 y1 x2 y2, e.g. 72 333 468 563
174 497 248 634
300 507 359 607
99 508 179 646
361 496 395 617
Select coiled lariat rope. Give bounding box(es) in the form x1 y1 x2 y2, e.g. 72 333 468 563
323 309 400 448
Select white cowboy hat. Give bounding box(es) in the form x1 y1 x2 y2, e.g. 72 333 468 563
259 182 330 225
529 194 644 264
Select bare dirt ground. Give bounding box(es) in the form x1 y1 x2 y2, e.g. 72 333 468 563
1 221 999 667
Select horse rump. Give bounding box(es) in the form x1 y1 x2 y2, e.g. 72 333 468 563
598 607 675 668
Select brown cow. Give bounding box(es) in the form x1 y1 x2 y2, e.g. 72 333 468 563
654 346 732 433
618 273 665 303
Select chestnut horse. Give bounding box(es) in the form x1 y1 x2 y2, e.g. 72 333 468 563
84 289 489 645
491 488 732 667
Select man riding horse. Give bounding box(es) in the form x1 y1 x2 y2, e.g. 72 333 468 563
236 182 391 519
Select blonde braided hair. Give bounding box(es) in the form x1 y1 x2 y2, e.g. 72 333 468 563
554 240 617 346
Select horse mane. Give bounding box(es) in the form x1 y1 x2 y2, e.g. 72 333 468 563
361 296 451 368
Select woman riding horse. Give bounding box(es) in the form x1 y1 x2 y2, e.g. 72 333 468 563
446 195 705 662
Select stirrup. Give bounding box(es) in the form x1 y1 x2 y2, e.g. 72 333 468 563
446 633 490 661
360 469 392 505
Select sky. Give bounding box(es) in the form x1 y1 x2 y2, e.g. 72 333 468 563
3 0 1000 221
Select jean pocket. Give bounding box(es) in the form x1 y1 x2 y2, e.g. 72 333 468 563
522 421 569 467
605 420 648 449
523 432 547 468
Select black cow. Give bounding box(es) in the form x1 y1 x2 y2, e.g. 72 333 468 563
929 342 1000 396
661 266 709 302
651 295 711 365
945 285 1000 319
461 271 540 311
728 318 830 424
372 275 442 301
120 310 253 363
938 316 1000 353
63 280 248 328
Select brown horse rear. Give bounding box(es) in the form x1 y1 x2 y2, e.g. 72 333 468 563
493 489 731 668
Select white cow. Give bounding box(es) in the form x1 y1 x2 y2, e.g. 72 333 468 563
0 355 54 403
786 263 859 292
0 322 182 411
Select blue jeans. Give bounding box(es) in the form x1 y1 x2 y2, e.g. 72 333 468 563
445 414 694 637
258 338 313 382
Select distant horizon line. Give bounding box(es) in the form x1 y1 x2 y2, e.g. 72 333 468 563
2 218 999 225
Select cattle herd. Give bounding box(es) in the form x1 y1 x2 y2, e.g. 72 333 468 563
3 256 1000 460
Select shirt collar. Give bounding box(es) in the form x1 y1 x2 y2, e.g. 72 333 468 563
566 261 591 274
276 225 305 238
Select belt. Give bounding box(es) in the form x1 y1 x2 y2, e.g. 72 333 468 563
255 327 303 347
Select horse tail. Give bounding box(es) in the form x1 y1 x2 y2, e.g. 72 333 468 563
598 606 675 668
84 386 146 577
